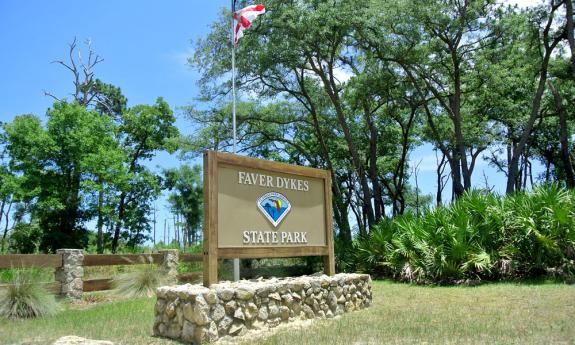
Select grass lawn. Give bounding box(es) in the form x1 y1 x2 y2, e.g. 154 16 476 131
1 280 574 345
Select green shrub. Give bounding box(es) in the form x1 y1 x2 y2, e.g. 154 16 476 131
0 268 60 319
351 185 575 284
502 185 575 278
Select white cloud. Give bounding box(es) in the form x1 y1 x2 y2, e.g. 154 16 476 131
333 66 353 84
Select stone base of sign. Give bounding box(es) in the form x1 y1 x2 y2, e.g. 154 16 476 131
153 273 372 344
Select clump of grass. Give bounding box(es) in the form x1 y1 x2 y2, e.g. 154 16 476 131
0 268 61 319
113 264 168 298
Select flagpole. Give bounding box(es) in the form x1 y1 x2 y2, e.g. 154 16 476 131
232 29 237 153
232 0 240 282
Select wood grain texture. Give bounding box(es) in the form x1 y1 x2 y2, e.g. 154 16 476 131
218 246 329 259
203 150 335 282
216 151 330 179
0 254 62 268
177 272 202 283
180 253 203 262
0 281 60 294
83 254 163 266
83 278 113 292
203 151 219 287
323 173 336 275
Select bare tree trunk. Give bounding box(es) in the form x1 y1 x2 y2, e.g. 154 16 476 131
413 160 422 217
0 198 6 253
436 152 449 206
401 66 464 199
308 57 375 229
363 103 384 221
1 198 12 253
191 225 196 246
297 72 352 242
348 178 365 236
507 3 563 193
153 205 156 248
173 216 178 248
548 80 575 188
392 106 417 215
448 156 465 198
522 154 530 191
163 218 167 244
111 192 126 253
566 0 575 77
96 179 105 254
450 56 472 192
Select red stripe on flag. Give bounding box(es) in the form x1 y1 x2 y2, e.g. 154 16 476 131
240 16 251 28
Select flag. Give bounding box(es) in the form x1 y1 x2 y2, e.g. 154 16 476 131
233 4 266 46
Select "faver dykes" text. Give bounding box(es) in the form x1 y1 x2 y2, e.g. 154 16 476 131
238 171 309 191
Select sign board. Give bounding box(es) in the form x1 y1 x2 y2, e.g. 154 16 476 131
203 151 334 286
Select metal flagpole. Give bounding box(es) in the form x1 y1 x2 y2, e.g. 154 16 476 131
232 0 240 282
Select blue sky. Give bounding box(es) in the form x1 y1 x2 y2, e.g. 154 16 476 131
0 0 226 243
0 1 216 123
0 0 541 241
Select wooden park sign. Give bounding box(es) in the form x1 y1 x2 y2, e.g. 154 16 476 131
203 151 335 286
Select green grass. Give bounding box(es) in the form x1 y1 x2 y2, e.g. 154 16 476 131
1 281 574 345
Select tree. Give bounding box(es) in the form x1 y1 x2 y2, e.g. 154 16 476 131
2 102 121 251
163 165 203 246
359 0 501 198
0 155 16 253
188 0 425 239
187 0 575 245
45 40 180 253
110 98 179 252
505 0 569 193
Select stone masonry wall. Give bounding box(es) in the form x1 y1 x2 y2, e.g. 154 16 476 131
153 273 372 344
54 249 84 299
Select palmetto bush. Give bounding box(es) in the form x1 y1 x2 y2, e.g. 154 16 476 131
352 185 575 283
0 268 61 319
502 185 575 279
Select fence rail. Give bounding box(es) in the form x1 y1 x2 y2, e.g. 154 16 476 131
180 253 203 263
0 254 63 269
83 253 165 266
0 250 203 297
83 278 113 292
0 281 60 294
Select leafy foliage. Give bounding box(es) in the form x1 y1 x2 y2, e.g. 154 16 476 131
187 0 575 242
352 185 575 283
163 165 203 246
2 102 120 251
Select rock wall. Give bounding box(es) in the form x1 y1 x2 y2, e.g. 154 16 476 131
54 249 84 299
153 273 372 344
159 249 179 284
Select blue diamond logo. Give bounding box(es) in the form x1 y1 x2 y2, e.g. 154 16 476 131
257 192 291 227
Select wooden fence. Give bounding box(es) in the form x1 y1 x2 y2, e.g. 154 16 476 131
0 252 203 295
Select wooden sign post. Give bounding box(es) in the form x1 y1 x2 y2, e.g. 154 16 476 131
203 151 334 287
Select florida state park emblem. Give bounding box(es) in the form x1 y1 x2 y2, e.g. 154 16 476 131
257 192 291 227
